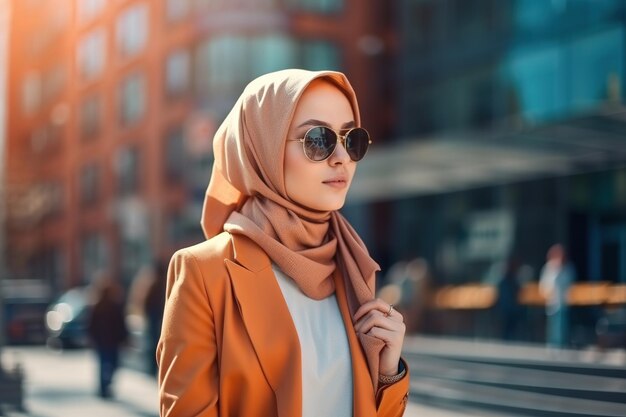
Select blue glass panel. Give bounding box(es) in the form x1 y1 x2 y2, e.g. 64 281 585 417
569 25 624 111
505 46 566 121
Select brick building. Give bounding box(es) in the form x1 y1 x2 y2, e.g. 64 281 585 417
4 0 394 290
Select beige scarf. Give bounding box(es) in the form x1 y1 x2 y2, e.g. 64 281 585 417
201 69 383 389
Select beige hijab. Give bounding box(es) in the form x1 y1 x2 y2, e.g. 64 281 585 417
201 69 383 387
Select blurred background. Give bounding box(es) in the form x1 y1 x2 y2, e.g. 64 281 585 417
1 0 626 416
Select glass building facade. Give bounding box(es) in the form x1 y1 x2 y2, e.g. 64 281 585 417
345 0 626 344
396 0 625 137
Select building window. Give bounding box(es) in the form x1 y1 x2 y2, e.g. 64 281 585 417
407 1 439 51
80 95 101 139
22 71 42 115
250 34 296 76
166 210 186 245
165 0 191 22
195 0 281 11
119 73 146 126
452 0 491 41
77 28 106 81
165 49 190 97
195 35 340 103
114 145 141 195
116 3 149 58
284 0 343 13
164 127 186 182
569 26 625 112
79 163 100 206
166 207 203 245
81 233 109 283
30 247 64 292
506 46 565 122
47 182 64 219
300 40 339 71
196 34 296 98
514 0 557 33
78 0 106 23
198 35 247 95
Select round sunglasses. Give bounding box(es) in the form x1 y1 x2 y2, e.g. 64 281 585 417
287 126 372 162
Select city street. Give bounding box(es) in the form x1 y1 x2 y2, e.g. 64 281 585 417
2 347 157 417
0 346 492 417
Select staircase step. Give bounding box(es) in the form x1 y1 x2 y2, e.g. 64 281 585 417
410 376 626 417
406 354 626 403
403 336 626 416
404 337 626 374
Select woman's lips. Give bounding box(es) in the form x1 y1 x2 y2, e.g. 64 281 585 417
322 177 348 188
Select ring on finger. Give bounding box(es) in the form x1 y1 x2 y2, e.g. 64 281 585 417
385 304 394 317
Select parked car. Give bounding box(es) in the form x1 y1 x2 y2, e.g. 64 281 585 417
2 279 52 345
45 287 91 349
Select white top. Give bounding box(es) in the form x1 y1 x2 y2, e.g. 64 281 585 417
539 261 575 313
272 265 353 417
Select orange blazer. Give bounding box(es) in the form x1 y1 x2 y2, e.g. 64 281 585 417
157 232 409 417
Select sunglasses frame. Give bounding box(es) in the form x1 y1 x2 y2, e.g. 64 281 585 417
287 126 372 162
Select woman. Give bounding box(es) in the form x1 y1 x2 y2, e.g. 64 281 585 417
158 69 409 416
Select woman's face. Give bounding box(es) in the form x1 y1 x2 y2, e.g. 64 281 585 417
284 80 358 212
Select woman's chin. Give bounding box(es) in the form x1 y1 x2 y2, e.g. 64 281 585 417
313 197 347 212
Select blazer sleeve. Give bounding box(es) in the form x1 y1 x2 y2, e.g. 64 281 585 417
157 249 219 417
376 359 410 417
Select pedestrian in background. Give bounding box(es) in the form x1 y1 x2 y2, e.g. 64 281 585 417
496 257 523 341
88 272 128 399
158 69 409 417
539 244 575 349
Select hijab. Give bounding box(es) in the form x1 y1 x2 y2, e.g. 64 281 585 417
201 69 383 388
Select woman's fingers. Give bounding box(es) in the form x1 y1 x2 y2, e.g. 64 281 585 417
354 312 405 335
353 299 407 377
353 298 406 349
366 326 403 345
353 298 389 321
353 298 404 323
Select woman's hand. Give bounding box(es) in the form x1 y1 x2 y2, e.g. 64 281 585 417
353 299 406 376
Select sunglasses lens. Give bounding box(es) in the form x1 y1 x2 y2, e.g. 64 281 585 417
303 127 337 161
345 128 370 161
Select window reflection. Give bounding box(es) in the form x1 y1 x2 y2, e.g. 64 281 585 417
284 0 343 13
79 163 101 206
119 73 146 126
116 3 149 58
80 95 101 139
165 49 191 97
164 127 186 183
195 34 338 103
77 28 106 81
77 0 106 23
115 146 141 195
81 233 109 283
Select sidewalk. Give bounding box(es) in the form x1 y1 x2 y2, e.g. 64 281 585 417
1 346 503 417
2 347 157 417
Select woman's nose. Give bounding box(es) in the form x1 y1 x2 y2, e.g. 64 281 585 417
329 139 351 165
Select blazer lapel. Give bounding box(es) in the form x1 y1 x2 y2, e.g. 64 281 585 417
225 234 302 417
333 270 378 417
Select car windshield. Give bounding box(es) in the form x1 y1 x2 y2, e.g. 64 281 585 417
56 288 87 309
